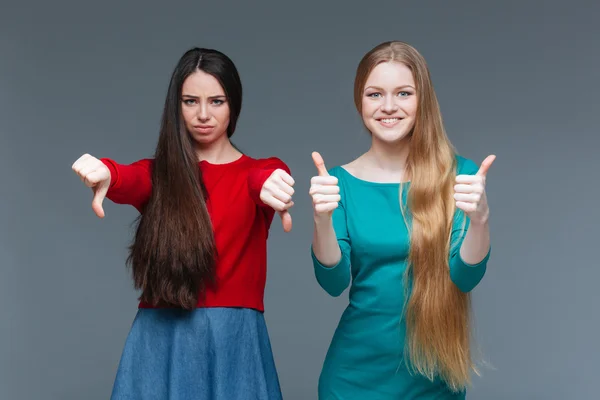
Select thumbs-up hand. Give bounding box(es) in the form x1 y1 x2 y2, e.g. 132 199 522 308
454 155 496 225
310 151 341 220
71 154 111 218
260 169 295 232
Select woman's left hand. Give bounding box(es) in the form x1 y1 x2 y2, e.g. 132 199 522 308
260 169 295 232
454 155 496 225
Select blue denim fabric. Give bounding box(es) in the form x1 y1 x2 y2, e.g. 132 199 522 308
110 307 282 400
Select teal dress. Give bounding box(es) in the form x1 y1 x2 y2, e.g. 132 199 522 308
311 156 490 399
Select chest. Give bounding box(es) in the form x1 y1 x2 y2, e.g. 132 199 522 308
344 185 411 263
203 168 256 235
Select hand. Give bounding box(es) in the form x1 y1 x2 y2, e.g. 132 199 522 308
310 152 340 220
71 154 111 218
260 168 295 232
454 155 496 225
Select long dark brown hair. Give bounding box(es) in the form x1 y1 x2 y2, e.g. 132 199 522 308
127 48 243 309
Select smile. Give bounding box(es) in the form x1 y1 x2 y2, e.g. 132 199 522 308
377 117 403 127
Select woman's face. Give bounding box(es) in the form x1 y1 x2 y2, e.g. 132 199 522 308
361 61 418 144
181 69 231 147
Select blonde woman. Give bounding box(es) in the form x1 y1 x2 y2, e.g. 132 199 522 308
310 41 494 399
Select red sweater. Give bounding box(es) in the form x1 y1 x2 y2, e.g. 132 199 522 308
101 154 289 313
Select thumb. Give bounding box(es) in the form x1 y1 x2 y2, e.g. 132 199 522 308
92 181 109 218
312 151 329 177
278 210 292 233
476 154 496 177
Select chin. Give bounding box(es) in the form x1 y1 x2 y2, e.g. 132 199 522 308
190 134 211 144
190 131 226 146
370 129 411 144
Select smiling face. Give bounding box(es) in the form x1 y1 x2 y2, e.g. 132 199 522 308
360 61 418 144
180 69 231 147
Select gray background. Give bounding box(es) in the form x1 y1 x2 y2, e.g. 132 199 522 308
1 0 599 399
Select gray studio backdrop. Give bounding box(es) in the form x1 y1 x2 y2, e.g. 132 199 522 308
1 1 598 399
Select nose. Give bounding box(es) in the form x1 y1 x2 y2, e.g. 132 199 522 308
381 95 398 114
197 102 210 122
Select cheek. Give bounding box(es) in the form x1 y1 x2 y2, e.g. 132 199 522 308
405 98 418 117
181 107 196 126
361 100 378 120
216 106 231 125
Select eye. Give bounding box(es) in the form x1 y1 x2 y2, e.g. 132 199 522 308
212 99 226 105
367 92 382 98
182 99 197 105
397 91 411 97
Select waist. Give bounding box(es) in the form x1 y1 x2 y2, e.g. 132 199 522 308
138 272 267 312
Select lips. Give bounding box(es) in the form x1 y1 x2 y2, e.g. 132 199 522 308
377 117 403 128
193 125 215 134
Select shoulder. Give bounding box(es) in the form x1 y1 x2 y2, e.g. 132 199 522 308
135 158 154 167
455 154 479 175
330 157 362 180
246 155 290 174
131 158 154 174
328 165 345 176
326 166 351 193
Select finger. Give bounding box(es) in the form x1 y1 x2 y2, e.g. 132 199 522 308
312 194 341 204
476 155 496 177
309 185 340 195
278 210 293 232
83 169 108 188
455 175 484 184
274 169 295 186
71 153 91 171
265 197 294 212
453 184 474 193
79 165 97 184
314 202 338 213
455 201 476 213
77 157 102 176
453 183 483 194
312 151 329 177
92 183 108 218
453 193 480 203
310 176 338 186
274 179 295 197
271 188 293 204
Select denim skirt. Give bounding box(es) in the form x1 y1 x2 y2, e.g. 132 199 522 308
110 307 283 400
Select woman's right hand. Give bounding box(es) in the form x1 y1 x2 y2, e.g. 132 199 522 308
309 151 340 220
71 154 111 218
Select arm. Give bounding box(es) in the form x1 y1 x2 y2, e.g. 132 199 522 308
311 200 352 297
459 220 491 265
449 156 493 292
309 153 351 297
448 211 490 292
247 157 291 209
247 157 295 232
100 158 153 212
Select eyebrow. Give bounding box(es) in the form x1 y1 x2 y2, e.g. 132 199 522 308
364 85 415 91
181 94 227 99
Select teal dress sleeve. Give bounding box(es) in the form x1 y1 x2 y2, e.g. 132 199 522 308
311 168 351 297
448 157 491 292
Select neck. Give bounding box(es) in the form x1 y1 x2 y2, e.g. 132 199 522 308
195 135 241 164
366 136 411 172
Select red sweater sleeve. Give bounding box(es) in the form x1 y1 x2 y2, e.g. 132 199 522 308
101 158 153 212
247 157 291 208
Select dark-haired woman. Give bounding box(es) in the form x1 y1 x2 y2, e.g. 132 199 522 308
72 48 293 400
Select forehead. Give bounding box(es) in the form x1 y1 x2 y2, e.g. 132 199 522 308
182 70 225 95
365 61 414 88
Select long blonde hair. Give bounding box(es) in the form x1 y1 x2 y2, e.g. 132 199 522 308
354 41 474 391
